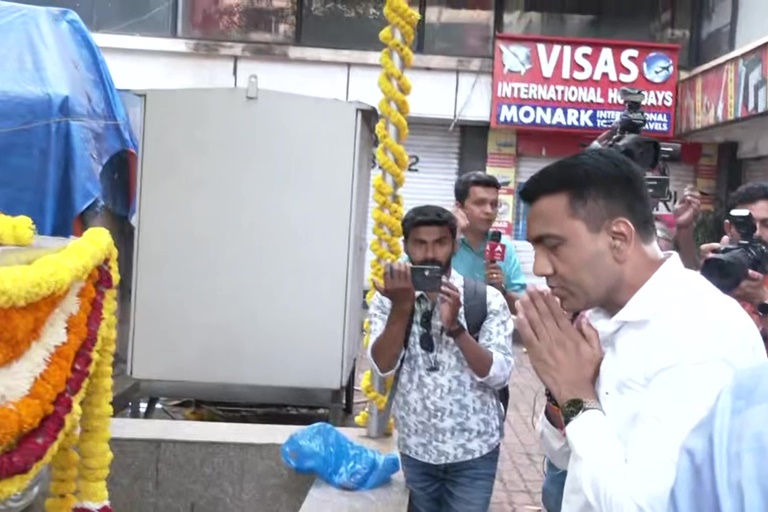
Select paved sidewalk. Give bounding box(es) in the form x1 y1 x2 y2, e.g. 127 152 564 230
491 344 545 511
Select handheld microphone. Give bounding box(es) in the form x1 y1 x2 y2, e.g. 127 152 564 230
485 230 506 263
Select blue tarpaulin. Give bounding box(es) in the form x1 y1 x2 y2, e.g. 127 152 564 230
0 1 137 236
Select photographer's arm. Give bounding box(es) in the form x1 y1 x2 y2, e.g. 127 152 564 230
368 293 412 376
672 186 702 269
675 226 699 270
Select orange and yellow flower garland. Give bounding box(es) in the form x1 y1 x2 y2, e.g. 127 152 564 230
0 277 95 449
0 214 119 512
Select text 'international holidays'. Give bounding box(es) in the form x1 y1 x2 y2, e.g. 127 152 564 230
495 83 675 108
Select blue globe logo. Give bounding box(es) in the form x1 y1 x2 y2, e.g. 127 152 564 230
643 52 674 84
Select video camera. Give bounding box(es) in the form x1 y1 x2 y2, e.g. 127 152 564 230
600 87 662 170
594 87 680 202
700 209 768 293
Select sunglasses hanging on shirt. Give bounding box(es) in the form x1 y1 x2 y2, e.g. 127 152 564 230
419 308 440 372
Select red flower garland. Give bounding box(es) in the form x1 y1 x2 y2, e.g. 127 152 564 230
0 269 108 480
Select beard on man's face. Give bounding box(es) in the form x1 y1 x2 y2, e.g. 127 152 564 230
409 257 452 275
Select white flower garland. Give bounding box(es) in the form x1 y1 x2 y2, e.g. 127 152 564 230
0 282 82 405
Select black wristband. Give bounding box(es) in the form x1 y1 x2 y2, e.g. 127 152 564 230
447 324 465 338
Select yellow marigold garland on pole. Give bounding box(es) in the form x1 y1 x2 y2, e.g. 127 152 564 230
354 0 419 435
0 214 118 512
47 407 81 511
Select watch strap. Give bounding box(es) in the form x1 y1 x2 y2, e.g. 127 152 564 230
544 402 565 431
446 323 465 338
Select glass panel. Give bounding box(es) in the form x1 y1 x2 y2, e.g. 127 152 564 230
11 1 96 26
300 0 386 51
178 0 296 43
696 0 736 65
93 0 173 36
502 0 663 43
423 0 494 57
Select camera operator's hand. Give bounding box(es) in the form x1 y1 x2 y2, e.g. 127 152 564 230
699 235 730 262
674 186 701 230
731 270 768 305
373 262 415 310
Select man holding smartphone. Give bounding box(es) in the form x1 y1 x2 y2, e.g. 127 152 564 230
368 205 514 512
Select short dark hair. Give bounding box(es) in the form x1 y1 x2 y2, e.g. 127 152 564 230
454 171 501 204
402 205 457 241
518 149 656 242
728 182 768 209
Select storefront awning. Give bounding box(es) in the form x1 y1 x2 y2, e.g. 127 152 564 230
676 34 768 151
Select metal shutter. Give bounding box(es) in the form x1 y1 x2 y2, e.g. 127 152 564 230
512 157 559 287
652 162 696 214
364 123 460 284
668 162 696 203
743 158 768 183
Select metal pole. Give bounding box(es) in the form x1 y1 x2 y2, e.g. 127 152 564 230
367 24 405 439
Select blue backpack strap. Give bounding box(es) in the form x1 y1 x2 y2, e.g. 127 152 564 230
462 277 487 339
463 277 510 419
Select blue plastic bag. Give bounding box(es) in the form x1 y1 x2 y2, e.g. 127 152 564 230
281 422 400 491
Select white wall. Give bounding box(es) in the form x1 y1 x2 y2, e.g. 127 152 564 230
99 46 492 122
103 49 236 90
735 0 768 50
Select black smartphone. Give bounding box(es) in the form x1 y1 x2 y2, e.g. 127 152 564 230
645 175 670 201
411 265 443 292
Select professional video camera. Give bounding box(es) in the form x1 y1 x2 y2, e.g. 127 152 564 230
700 209 768 293
591 87 680 202
597 87 661 169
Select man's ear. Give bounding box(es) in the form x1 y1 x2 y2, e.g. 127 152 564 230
606 217 635 261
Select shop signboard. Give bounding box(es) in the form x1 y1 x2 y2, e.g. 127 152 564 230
486 130 516 236
491 34 680 137
677 42 768 134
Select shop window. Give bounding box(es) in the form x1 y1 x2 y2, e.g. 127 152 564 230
178 0 296 43
13 1 173 36
93 0 174 36
299 0 386 50
501 0 662 43
696 0 734 64
423 0 494 57
693 0 739 66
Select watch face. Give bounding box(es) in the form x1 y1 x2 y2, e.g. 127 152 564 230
758 302 768 316
561 399 584 424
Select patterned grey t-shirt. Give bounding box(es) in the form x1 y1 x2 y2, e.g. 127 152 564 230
368 271 515 465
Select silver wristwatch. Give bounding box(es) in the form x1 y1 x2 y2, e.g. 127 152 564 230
561 398 603 426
